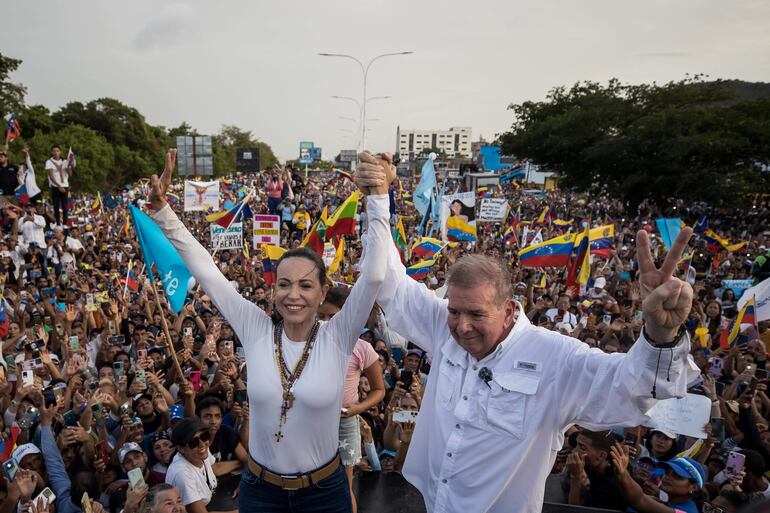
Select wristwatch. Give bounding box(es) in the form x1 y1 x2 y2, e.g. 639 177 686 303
643 325 687 348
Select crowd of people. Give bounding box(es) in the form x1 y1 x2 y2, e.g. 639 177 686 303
0 142 768 513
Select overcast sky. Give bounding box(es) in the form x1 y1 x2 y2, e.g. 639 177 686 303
2 0 769 161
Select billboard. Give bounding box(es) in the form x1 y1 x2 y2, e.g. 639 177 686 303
236 147 261 173
339 150 357 163
299 141 314 165
313 147 322 161
176 136 213 176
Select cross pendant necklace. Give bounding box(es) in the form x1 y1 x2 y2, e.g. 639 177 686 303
272 320 319 443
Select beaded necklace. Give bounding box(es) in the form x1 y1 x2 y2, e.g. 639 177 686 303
272 319 320 443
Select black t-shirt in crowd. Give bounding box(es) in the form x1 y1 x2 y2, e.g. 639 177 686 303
210 424 240 462
0 164 19 196
142 414 163 435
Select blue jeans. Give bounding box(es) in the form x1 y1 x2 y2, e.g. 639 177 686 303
239 462 352 513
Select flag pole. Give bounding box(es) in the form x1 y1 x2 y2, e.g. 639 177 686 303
147 276 186 385
122 260 133 299
190 191 254 307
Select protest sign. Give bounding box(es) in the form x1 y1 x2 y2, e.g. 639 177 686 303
440 192 477 242
644 393 711 439
478 198 509 222
252 215 281 246
184 180 220 212
210 222 243 250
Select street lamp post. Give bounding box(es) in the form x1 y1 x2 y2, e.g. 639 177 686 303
320 51 413 150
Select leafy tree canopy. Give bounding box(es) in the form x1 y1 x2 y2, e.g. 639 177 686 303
499 77 770 206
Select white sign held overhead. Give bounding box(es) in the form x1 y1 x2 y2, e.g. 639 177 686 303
184 180 220 212
210 222 243 250
478 198 510 222
644 393 711 439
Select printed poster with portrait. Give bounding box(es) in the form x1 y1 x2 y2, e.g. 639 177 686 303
440 191 477 243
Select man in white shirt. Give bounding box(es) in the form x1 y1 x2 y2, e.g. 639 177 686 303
19 206 46 248
367 150 699 513
545 294 579 332
44 145 70 226
56 226 84 271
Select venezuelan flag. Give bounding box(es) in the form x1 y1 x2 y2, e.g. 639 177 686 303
261 245 287 287
412 237 443 260
702 229 724 253
576 225 591 286
166 193 180 206
503 226 516 246
446 216 477 242
206 201 253 228
535 206 550 224
406 258 436 281
518 233 576 268
589 225 615 257
720 297 757 349
553 218 573 227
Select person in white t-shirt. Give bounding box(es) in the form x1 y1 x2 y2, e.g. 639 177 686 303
18 146 42 204
165 418 235 513
44 145 71 226
545 294 579 332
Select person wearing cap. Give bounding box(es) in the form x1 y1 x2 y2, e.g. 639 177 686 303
133 392 164 435
639 430 680 463
150 150 392 512
588 276 609 301
611 444 706 513
149 431 176 486
165 418 235 513
374 193 699 513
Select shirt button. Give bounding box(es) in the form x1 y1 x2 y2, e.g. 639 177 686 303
674 356 680 361
442 479 448 484
455 423 461 429
447 452 452 457
472 365 477 371
463 395 468 400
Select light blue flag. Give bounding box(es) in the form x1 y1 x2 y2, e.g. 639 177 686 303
129 206 192 314
655 218 682 252
414 157 437 217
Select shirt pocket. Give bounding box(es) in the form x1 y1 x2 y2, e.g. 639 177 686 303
437 359 462 411
482 371 540 439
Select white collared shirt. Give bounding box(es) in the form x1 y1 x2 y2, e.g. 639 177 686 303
376 242 699 513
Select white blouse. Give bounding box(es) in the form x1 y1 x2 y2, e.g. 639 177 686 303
152 194 390 474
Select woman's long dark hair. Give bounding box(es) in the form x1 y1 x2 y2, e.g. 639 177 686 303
270 247 327 325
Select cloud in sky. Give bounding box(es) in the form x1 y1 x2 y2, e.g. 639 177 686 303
1 0 769 161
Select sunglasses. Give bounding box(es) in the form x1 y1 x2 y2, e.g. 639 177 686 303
185 431 211 448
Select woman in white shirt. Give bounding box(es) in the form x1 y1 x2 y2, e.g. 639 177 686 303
149 149 394 513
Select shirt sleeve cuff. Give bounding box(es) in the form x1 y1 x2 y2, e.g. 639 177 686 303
149 203 175 223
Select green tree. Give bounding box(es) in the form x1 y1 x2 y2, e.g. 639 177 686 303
0 53 26 116
212 124 278 176
27 125 115 193
499 78 770 206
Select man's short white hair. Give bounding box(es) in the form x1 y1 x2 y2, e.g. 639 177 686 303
446 254 513 304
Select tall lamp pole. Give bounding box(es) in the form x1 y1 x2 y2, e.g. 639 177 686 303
320 52 413 149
